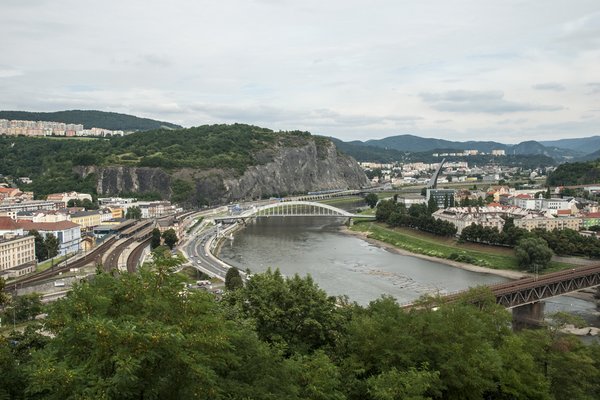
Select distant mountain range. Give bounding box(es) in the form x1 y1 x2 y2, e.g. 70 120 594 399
333 134 600 163
0 110 182 131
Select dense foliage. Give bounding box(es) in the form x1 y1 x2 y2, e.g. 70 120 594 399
460 222 600 259
0 124 331 198
376 199 457 237
515 237 554 272
0 110 181 131
1 253 599 399
547 159 600 186
29 230 59 261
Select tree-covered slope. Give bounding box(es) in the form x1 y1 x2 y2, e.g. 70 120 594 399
547 159 600 186
329 137 407 162
0 110 182 131
541 135 600 154
0 124 362 201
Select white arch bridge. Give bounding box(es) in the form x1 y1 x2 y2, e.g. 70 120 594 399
214 201 375 223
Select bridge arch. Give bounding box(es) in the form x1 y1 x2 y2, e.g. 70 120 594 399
249 200 358 218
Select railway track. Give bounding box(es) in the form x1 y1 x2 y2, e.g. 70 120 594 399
103 237 136 272
127 238 151 273
6 236 117 290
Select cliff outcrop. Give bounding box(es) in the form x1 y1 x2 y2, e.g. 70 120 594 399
76 140 369 205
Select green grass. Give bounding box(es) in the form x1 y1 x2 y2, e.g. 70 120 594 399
37 254 72 272
351 222 574 273
317 196 364 205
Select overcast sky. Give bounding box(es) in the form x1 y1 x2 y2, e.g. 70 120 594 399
1 0 599 142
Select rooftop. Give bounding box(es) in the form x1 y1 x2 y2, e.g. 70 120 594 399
16 220 80 231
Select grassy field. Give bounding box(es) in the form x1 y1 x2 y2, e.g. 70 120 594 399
37 254 73 272
317 196 364 205
351 222 573 273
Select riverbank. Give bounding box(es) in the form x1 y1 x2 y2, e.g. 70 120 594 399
344 222 533 280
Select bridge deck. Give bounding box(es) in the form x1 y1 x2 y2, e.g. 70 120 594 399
443 264 600 308
215 200 376 221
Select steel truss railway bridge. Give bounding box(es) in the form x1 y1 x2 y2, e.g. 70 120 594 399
442 264 600 329
214 201 375 223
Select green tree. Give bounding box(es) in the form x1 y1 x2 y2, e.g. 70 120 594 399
3 293 42 322
375 199 398 222
515 237 553 273
365 193 379 209
367 366 440 400
150 227 162 249
0 277 10 307
44 233 60 259
229 269 345 355
25 253 300 399
125 205 142 220
29 229 46 261
427 196 438 215
225 267 244 291
161 228 178 250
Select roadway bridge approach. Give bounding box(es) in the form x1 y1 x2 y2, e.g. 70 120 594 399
214 200 375 225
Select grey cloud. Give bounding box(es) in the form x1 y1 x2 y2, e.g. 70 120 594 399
556 12 600 53
137 54 172 68
497 118 528 125
420 90 564 114
532 83 565 91
0 66 23 78
187 104 422 129
587 83 600 95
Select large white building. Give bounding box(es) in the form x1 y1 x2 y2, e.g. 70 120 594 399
433 206 530 235
0 234 36 278
16 220 81 255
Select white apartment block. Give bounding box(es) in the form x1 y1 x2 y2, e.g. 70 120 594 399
514 215 582 231
0 234 36 274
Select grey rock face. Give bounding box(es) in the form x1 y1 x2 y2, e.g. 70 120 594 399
76 166 172 198
220 141 368 202
77 141 368 205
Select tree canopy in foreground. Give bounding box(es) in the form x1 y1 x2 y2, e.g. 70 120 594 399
1 251 599 399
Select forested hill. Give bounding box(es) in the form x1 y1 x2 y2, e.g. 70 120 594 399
0 110 182 131
547 159 600 186
0 124 367 204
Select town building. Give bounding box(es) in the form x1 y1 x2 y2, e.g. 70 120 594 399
70 210 103 231
0 187 34 204
0 234 36 278
432 206 530 234
0 200 59 217
16 220 81 255
46 191 93 206
14 210 70 223
514 214 583 231
426 189 455 208
582 212 600 229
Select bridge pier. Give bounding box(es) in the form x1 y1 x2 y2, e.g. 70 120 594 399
347 218 354 227
512 302 545 330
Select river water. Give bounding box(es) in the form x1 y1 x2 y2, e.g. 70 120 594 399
219 200 599 332
219 217 509 305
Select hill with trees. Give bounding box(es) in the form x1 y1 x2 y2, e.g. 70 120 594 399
0 124 367 205
332 134 582 161
547 159 600 186
0 110 182 131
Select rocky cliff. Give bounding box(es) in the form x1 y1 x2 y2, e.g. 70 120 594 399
76 140 369 205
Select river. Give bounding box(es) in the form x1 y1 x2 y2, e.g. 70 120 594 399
219 217 509 305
